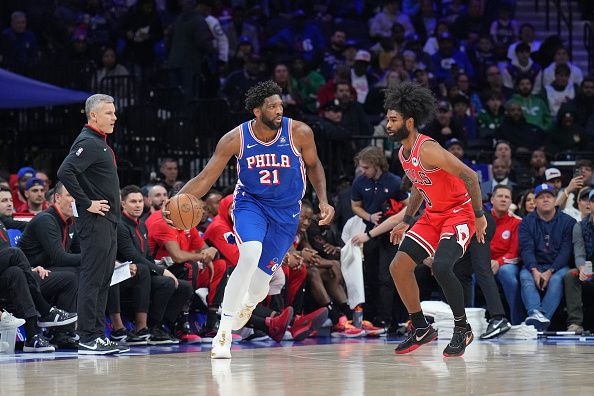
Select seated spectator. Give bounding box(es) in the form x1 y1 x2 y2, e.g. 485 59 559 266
564 187 592 222
489 4 518 47
0 11 38 72
146 207 227 343
422 21 449 56
333 81 373 140
540 46 584 91
507 75 553 132
559 77 594 133
425 100 466 145
477 91 504 139
157 158 183 195
519 183 576 330
452 0 487 42
481 65 513 102
271 62 301 118
92 47 130 91
371 23 406 72
507 23 542 65
221 6 260 58
321 29 346 79
199 190 223 232
265 10 324 63
544 167 563 196
481 158 517 202
489 185 524 325
494 140 528 182
451 95 477 141
365 70 403 117
221 53 264 112
351 50 378 104
550 110 586 151
11 167 35 211
444 138 468 163
498 102 546 151
467 35 496 81
17 177 49 215
456 73 482 115
112 185 189 345
543 64 578 117
516 189 536 218
528 149 549 186
502 43 541 90
369 0 415 39
556 162 591 212
411 0 438 43
290 58 325 114
564 190 594 332
430 32 475 82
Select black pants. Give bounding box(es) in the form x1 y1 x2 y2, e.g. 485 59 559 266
36 269 78 312
157 278 193 325
0 247 51 318
107 263 151 314
453 214 506 318
77 213 117 343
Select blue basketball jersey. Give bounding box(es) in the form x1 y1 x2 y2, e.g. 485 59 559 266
235 117 306 208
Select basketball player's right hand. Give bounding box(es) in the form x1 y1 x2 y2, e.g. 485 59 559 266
390 222 409 245
161 198 174 225
87 200 110 215
475 215 487 243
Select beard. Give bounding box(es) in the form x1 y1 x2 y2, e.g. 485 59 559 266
262 114 281 130
388 124 410 141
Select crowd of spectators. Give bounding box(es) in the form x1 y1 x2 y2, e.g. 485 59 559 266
2 0 594 350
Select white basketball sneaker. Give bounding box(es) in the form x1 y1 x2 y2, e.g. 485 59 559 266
211 330 232 359
231 304 256 330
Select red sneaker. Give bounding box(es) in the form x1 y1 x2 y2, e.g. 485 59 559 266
289 307 329 341
266 307 294 342
175 329 202 344
360 320 386 336
331 316 365 338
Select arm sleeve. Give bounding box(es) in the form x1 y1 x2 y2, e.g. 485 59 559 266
519 219 538 270
36 216 81 267
551 218 576 271
117 225 164 275
57 139 96 210
573 222 586 268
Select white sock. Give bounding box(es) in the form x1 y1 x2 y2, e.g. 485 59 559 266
218 241 262 334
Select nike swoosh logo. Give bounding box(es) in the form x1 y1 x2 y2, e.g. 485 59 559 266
223 313 233 317
364 188 372 191
246 144 258 149
453 208 463 213
416 328 431 341
104 148 107 151
81 343 98 350
292 213 299 218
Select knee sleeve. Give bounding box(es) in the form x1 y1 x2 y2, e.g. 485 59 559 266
245 269 272 306
431 238 463 283
399 236 430 266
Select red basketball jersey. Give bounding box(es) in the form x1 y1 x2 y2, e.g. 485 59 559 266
398 134 470 213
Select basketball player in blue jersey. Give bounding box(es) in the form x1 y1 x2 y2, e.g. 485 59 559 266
165 81 334 359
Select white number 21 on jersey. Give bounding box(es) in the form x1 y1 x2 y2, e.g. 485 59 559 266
259 170 280 185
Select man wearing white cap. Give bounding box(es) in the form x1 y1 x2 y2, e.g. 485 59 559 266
518 183 576 330
351 50 378 104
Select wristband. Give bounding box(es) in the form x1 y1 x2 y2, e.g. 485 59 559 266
368 214 372 222
403 214 414 226
366 231 373 239
474 209 484 218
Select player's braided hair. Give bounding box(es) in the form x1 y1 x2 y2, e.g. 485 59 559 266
383 81 436 127
245 80 283 113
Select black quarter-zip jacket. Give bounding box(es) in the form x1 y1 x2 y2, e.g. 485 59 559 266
57 124 120 223
118 211 164 275
17 205 81 268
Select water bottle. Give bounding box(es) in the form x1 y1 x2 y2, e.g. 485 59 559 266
352 306 363 329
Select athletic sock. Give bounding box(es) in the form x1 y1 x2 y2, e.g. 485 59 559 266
327 303 341 325
454 314 468 330
410 311 429 329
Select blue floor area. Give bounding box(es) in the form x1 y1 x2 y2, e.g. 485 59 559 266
2 335 594 364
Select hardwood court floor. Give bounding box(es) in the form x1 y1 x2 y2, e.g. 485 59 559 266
2 338 594 396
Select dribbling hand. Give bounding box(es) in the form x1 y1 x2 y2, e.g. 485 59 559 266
390 222 409 245
318 202 335 226
87 200 110 216
161 198 174 226
475 215 487 243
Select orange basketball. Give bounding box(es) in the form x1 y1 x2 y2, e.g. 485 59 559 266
166 193 203 230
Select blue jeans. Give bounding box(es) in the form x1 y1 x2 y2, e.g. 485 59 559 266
519 267 569 319
495 264 524 325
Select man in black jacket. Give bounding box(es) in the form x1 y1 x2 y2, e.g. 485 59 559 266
17 182 80 348
111 185 192 345
57 93 122 355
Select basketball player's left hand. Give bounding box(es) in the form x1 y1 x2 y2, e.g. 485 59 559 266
476 215 487 243
161 199 174 226
318 202 335 226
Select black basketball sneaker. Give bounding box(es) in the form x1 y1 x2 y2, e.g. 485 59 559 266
394 325 438 354
443 325 474 357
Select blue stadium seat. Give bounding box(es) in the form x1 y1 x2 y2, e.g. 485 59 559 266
6 229 22 247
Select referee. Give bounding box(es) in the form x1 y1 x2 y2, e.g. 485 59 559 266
57 94 122 355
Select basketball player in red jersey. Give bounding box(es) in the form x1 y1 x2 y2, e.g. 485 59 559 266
385 82 487 357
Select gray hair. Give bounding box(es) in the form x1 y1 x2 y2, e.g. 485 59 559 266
85 94 115 119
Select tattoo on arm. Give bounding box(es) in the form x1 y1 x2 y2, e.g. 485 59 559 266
459 171 483 212
405 187 423 218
